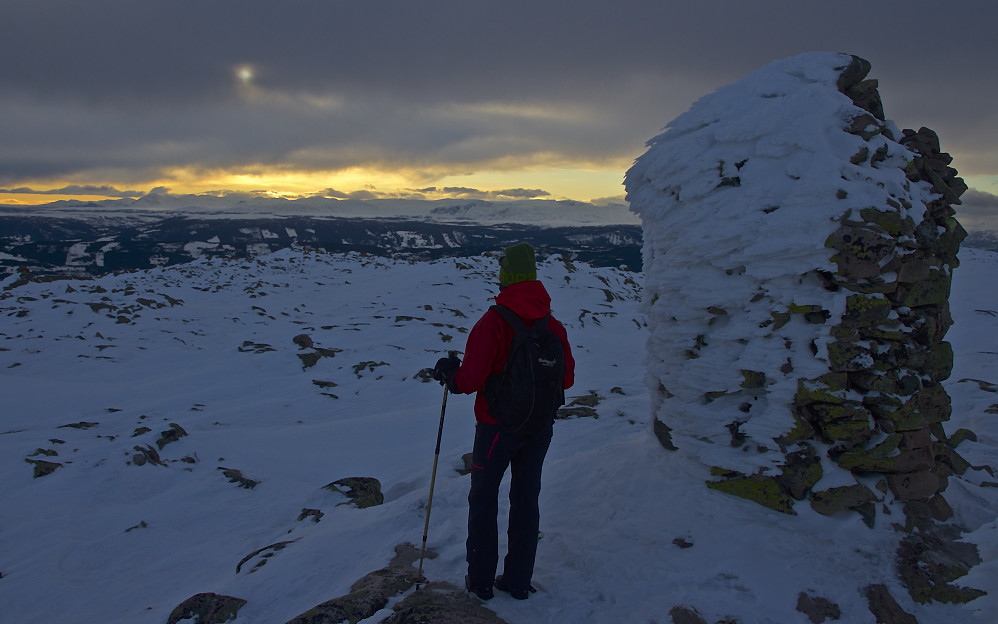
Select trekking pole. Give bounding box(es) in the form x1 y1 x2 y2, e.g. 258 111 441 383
418 386 448 581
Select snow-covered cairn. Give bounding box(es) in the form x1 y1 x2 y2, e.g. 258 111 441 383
625 53 970 531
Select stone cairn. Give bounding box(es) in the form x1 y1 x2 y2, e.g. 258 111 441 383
780 59 971 531
627 54 984 606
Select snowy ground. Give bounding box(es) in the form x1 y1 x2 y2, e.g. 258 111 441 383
0 247 995 624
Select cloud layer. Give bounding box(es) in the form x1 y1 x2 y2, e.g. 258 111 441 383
1 0 996 199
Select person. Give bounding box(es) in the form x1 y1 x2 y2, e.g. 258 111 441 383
433 242 575 601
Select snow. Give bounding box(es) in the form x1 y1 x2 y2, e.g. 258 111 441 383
0 245 995 624
0 252 28 263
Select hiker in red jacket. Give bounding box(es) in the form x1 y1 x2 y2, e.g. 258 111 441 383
434 242 575 601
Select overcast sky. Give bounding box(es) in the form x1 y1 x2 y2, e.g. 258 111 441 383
1 0 996 212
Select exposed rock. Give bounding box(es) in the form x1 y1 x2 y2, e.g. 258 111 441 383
809 483 877 527
706 469 796 515
382 581 510 624
283 544 472 624
218 467 260 489
131 444 165 467
669 605 708 624
352 360 389 377
896 525 986 604
298 346 343 368
739 370 767 389
555 406 598 420
864 584 918 624
298 508 324 523
886 470 941 502
653 416 677 450
293 333 313 349
156 423 187 450
312 379 339 398
237 539 299 574
566 391 602 407
298 351 321 368
796 592 841 623
25 458 62 478
166 592 247 624
324 477 384 508
238 340 275 354
777 445 823 500
58 421 99 429
944 427 976 447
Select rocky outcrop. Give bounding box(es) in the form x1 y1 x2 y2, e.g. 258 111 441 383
381 582 510 624
283 543 508 624
166 546 503 624
897 525 985 604
796 592 841 624
166 592 247 624
864 584 918 624
324 477 384 509
25 458 62 478
282 544 423 624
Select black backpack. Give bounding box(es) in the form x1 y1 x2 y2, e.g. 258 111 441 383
483 304 566 434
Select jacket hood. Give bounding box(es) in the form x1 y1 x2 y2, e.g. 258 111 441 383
494 280 552 320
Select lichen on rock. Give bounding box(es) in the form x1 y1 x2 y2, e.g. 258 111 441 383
324 476 384 509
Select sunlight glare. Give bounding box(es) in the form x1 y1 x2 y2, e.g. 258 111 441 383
235 64 255 85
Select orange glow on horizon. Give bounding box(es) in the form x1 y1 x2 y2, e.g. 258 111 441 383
0 163 631 207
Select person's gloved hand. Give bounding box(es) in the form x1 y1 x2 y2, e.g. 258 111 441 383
433 355 461 393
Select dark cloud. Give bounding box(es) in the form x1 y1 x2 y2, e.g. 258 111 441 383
6 1 993 104
957 189 998 232
440 187 484 196
0 185 142 197
433 187 551 200
1 0 996 193
964 189 998 209
495 188 551 199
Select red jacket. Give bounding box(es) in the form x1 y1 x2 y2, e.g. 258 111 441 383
453 280 575 424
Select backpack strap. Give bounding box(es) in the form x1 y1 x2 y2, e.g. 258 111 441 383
490 304 548 332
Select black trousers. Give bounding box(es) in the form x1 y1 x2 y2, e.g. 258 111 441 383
466 421 553 593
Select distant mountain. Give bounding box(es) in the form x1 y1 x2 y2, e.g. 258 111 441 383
965 229 998 254
0 213 643 279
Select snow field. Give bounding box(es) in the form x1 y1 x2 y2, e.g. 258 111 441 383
0 246 994 623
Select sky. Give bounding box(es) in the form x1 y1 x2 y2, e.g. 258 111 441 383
2 0 997 212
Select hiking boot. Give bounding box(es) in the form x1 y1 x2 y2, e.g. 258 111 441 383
494 574 534 600
465 575 494 601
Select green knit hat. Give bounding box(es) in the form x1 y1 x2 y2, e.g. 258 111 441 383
498 243 537 287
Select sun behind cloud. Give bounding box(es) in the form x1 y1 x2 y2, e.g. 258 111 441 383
235 64 255 85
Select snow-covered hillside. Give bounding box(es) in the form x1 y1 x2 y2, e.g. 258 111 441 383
0 247 995 623
0 195 639 227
